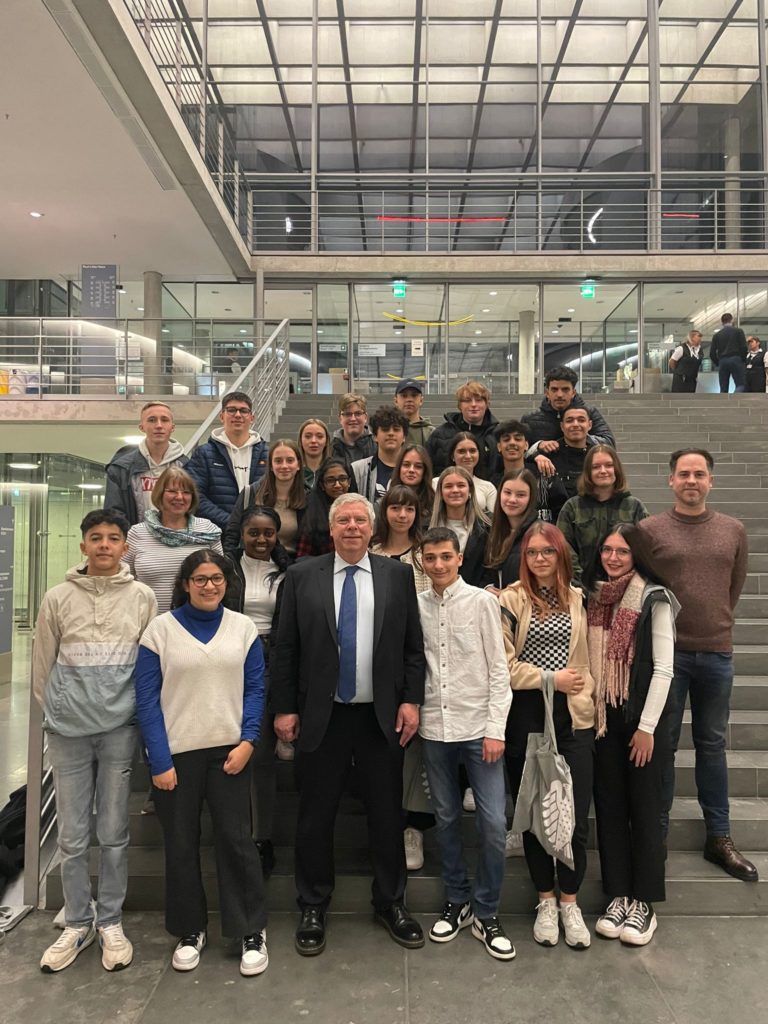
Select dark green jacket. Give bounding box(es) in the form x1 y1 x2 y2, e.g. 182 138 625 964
557 491 648 583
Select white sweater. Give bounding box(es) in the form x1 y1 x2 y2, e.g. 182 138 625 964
139 608 258 756
124 518 222 614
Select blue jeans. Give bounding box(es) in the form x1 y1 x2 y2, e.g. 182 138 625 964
718 356 745 393
661 651 733 837
422 738 507 919
47 725 138 928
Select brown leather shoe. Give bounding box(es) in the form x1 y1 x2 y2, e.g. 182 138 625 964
703 835 759 882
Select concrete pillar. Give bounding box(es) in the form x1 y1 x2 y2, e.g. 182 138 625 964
518 309 536 395
254 268 265 345
723 117 741 249
143 270 170 394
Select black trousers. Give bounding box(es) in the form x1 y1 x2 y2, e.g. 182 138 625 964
593 705 667 904
671 376 697 393
506 690 594 896
295 703 406 910
153 746 266 939
250 662 277 841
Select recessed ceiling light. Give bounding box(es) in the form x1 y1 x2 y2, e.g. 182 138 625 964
78 483 104 491
8 462 39 470
123 435 143 445
489 291 498 296
396 308 404 313
552 329 559 334
137 306 144 312
317 329 324 334
629 329 638 334
474 329 482 335
482 308 490 313
29 211 44 218
239 329 247 334
161 328 170 334
567 308 575 313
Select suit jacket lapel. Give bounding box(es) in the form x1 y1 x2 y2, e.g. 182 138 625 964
319 560 338 643
371 554 387 652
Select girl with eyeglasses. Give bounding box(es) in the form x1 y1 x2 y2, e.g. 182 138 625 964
390 444 435 527
124 466 222 614
224 439 307 557
556 445 648 584
499 522 595 951
135 549 268 978
295 457 352 557
297 418 331 490
231 506 293 879
584 524 678 947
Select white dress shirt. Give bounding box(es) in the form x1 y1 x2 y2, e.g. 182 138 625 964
333 552 375 703
417 576 512 742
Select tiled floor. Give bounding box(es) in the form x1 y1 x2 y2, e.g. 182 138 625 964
1 910 766 1024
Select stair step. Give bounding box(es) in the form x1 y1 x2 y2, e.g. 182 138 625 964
44 846 768 916
680 710 768 750
674 750 768 797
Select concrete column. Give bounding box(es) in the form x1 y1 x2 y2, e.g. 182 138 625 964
143 270 170 394
723 117 741 250
254 268 265 345
518 309 536 394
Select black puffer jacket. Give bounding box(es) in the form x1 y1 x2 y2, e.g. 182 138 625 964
426 409 500 480
521 395 615 449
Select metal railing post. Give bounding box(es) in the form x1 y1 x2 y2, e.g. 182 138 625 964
714 190 719 251
579 190 584 254
247 189 254 252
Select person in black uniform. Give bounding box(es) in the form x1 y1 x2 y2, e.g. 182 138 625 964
745 336 766 394
669 330 703 394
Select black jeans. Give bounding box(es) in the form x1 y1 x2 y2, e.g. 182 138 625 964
295 703 405 910
507 689 594 896
594 706 668 904
153 745 266 939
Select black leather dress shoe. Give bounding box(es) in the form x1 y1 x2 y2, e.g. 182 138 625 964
704 835 759 882
374 903 425 949
295 906 327 956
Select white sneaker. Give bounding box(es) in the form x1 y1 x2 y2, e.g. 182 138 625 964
620 901 657 946
172 931 206 971
560 902 591 949
429 901 472 943
275 739 295 761
504 830 523 858
404 828 424 871
40 923 96 973
240 931 268 976
98 922 133 971
595 896 631 940
462 788 476 812
533 897 559 946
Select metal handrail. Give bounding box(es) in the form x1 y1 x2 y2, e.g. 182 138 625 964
184 319 290 452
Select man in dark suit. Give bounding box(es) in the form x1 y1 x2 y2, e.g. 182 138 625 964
271 494 426 956
710 313 747 393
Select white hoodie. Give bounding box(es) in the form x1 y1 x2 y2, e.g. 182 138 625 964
211 426 262 492
132 438 187 516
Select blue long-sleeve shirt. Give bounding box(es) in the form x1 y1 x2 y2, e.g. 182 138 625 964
135 601 265 775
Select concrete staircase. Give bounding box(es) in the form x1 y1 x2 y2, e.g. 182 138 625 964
46 393 768 915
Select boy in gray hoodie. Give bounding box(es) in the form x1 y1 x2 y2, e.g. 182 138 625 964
33 510 157 974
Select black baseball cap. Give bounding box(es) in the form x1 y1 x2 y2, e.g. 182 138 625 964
395 378 424 395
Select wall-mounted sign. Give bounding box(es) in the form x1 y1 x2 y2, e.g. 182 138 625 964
359 344 387 357
81 265 117 318
411 338 424 357
319 343 347 353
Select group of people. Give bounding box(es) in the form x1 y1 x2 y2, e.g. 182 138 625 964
31 369 756 979
670 313 767 394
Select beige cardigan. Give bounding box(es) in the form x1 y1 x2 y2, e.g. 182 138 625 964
498 581 596 730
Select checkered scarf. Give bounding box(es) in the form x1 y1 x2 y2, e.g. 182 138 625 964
587 571 645 737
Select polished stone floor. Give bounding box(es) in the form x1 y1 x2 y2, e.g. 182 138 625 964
1 910 765 1024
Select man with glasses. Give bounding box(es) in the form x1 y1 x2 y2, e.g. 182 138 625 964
331 393 376 468
186 392 268 529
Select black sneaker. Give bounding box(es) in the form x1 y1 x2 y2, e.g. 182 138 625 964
428 901 472 944
620 901 657 947
595 896 631 940
471 915 516 961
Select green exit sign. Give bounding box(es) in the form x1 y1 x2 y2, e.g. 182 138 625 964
580 281 596 299
392 279 407 299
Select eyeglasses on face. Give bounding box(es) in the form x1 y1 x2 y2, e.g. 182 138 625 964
340 411 364 419
223 406 251 416
524 547 557 559
600 545 632 557
323 475 349 486
189 573 226 587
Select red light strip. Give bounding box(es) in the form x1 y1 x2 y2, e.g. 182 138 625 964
377 215 507 223
662 212 700 219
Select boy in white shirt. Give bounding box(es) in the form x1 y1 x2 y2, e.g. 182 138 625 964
417 527 514 961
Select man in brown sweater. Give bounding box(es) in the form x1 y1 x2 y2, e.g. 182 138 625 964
635 448 756 882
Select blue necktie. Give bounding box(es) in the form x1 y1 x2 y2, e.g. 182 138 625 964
337 565 359 703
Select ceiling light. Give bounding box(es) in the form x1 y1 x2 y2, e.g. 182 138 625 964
137 306 144 312
239 329 247 334
567 308 575 313
395 308 404 313
482 308 490 313
317 329 324 334
123 435 143 445
628 329 638 335
474 329 482 335
161 328 170 334
8 462 39 470
552 329 559 334
78 483 104 491
489 291 498 296
29 211 44 218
